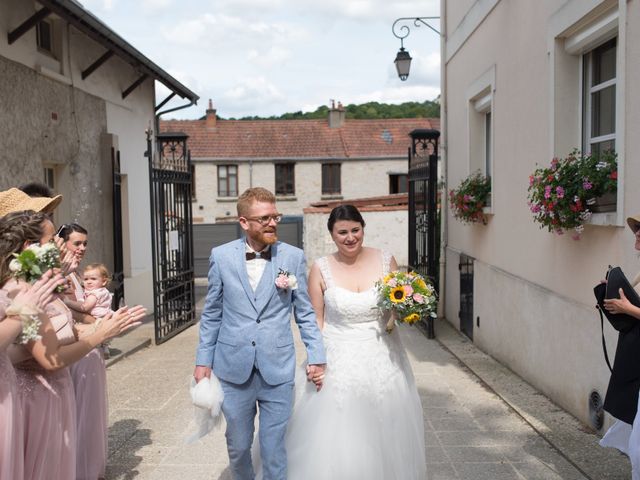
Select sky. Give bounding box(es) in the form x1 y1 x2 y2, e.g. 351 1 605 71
80 0 441 120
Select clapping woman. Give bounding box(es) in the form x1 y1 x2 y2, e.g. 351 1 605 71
59 223 110 480
0 271 64 480
0 210 145 480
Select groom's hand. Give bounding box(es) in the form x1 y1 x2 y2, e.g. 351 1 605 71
194 365 212 382
306 364 326 392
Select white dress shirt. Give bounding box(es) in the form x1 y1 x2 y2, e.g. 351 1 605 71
245 243 270 291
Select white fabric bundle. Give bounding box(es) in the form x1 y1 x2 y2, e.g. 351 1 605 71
185 375 224 444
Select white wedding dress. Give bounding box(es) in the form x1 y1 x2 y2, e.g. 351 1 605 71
281 252 426 479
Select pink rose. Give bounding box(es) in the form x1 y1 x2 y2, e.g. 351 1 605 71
413 293 424 303
388 278 397 288
403 285 414 296
275 275 289 289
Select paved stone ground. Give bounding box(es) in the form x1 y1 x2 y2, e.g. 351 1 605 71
104 291 630 479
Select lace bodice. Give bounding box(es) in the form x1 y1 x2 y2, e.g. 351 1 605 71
316 251 392 339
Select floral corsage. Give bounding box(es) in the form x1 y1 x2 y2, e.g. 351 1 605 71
275 268 298 290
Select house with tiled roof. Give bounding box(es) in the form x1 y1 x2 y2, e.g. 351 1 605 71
161 101 439 223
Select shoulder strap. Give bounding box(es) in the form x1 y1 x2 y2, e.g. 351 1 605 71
597 305 614 372
317 256 334 288
381 250 392 275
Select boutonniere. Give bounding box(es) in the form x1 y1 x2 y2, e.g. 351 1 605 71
275 268 298 290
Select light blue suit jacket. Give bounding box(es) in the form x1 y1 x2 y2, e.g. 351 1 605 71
195 238 326 386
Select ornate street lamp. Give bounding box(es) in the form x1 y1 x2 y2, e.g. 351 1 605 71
392 17 440 81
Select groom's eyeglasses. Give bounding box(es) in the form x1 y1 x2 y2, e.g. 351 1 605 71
244 214 283 226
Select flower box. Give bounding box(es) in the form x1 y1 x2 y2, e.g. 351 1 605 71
449 172 491 225
591 191 617 213
527 150 617 239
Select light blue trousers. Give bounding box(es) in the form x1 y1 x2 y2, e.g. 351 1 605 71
220 369 294 480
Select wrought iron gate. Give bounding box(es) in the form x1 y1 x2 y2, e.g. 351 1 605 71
408 129 439 338
111 147 125 309
148 131 196 344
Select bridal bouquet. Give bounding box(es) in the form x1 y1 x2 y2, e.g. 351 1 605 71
376 271 437 332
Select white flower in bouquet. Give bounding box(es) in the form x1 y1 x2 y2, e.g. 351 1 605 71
9 259 21 273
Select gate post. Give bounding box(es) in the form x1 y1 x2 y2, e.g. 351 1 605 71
408 129 440 338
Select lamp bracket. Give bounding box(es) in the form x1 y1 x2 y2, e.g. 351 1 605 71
392 17 441 48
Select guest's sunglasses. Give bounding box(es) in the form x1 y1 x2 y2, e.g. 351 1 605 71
56 224 71 238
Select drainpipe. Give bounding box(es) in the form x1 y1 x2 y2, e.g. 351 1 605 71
437 0 448 321
155 97 197 135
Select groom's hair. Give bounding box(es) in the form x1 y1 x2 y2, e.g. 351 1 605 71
237 187 276 216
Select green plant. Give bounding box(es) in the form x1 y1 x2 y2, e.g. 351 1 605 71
527 150 617 239
448 172 491 224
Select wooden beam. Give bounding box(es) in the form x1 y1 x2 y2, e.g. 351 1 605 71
81 50 115 80
8 8 51 44
122 74 148 99
155 92 176 112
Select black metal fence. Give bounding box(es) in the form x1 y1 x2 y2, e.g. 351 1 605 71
148 131 196 344
408 129 440 338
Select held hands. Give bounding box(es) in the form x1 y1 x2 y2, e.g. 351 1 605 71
604 288 634 315
306 364 326 392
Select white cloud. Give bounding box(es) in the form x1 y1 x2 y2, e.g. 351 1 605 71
142 0 173 11
221 77 286 109
247 46 292 67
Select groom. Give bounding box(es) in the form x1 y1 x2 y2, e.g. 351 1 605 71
194 187 326 480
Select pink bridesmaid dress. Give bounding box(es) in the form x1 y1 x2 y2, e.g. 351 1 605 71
0 291 24 480
68 272 109 480
13 298 77 480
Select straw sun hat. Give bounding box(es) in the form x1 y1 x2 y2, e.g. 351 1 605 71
0 188 62 218
627 214 640 233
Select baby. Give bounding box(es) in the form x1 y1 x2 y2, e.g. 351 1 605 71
64 263 114 357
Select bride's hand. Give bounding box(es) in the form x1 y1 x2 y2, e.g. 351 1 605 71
306 364 326 392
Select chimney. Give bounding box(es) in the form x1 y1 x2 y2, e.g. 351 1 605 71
206 99 217 129
328 100 345 128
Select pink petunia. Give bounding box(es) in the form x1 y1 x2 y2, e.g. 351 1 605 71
583 180 593 190
555 186 564 198
544 185 552 199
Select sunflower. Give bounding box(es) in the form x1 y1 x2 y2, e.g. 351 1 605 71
389 286 406 303
383 273 394 284
403 313 420 324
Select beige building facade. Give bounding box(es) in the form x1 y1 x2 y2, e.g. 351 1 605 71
441 0 640 428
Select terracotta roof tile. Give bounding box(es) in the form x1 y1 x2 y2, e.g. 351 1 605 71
160 117 438 160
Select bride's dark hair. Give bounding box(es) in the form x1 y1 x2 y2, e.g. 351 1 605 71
327 205 365 232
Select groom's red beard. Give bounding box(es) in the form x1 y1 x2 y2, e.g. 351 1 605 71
257 228 278 245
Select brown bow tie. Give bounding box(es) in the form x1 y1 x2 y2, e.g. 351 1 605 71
246 250 271 261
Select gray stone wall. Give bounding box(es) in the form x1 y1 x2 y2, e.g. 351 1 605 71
0 55 112 268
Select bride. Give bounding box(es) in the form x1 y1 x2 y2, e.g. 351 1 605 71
279 204 426 479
